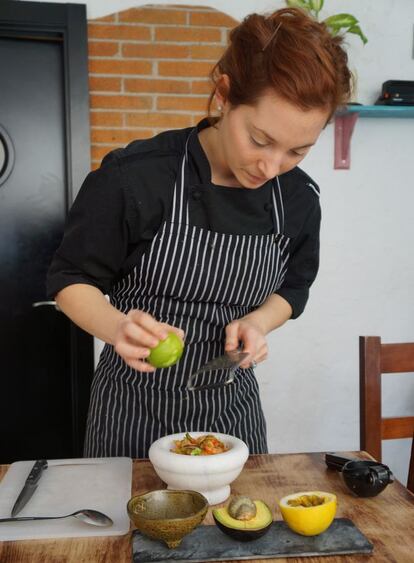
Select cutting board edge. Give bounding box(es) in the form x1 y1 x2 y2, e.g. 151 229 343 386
0 457 133 541
0 525 132 543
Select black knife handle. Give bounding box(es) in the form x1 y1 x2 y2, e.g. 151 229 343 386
27 459 48 484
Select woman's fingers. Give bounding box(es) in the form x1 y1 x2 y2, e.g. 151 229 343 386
114 310 186 371
114 335 155 372
226 320 268 369
251 343 268 366
160 323 185 342
125 312 185 345
122 320 159 349
237 328 261 368
114 340 150 361
124 357 155 373
224 322 240 351
127 310 168 341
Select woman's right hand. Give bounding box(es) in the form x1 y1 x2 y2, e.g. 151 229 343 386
114 310 185 372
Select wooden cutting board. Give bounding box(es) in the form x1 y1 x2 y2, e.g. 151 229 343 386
0 457 132 541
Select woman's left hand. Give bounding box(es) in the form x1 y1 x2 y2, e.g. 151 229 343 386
224 317 268 369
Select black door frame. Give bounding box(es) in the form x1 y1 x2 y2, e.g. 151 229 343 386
0 1 93 456
0 1 91 200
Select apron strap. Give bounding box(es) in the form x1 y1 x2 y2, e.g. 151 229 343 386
271 176 285 234
170 129 195 225
172 128 285 234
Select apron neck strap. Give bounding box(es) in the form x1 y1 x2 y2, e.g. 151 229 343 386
271 176 285 233
170 129 195 225
171 128 285 234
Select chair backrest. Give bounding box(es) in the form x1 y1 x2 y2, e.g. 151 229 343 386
359 336 414 493
409 436 414 493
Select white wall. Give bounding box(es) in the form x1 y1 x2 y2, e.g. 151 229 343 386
22 0 414 484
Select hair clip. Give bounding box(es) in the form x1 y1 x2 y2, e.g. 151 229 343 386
262 21 282 52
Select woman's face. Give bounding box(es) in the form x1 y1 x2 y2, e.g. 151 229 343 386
216 89 330 188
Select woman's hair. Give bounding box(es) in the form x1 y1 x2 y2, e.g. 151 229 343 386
208 7 353 120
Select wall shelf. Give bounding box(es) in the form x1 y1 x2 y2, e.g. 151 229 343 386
334 105 414 169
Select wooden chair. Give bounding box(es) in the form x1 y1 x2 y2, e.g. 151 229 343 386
359 336 414 493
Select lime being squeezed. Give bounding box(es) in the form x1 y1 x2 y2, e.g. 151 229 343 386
147 332 184 368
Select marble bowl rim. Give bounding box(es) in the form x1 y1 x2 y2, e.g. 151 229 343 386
148 431 249 471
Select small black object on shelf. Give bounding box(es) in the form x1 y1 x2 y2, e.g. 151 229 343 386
375 80 414 106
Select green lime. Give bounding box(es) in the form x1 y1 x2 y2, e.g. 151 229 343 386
148 332 184 368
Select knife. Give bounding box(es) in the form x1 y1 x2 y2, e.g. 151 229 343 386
10 459 106 517
11 459 48 517
186 349 249 391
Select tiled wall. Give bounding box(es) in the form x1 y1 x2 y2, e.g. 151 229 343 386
88 4 237 169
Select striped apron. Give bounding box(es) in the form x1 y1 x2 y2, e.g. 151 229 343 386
84 130 290 458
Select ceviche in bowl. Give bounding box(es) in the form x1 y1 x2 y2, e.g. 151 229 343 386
171 433 229 456
148 431 249 505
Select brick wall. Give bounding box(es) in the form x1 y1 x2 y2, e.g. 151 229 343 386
88 4 238 169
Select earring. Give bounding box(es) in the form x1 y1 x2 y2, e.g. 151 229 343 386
217 105 222 111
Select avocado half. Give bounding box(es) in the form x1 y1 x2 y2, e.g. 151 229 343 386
213 500 273 542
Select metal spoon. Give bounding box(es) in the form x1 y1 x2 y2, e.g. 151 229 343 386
0 509 113 526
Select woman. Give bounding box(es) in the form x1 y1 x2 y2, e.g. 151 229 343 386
47 7 352 458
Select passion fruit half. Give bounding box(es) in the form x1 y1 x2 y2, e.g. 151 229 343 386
213 498 272 542
279 491 337 536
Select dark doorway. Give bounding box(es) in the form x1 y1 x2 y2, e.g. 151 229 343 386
0 2 93 463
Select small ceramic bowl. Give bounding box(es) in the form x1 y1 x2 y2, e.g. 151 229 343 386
127 489 208 548
148 432 249 505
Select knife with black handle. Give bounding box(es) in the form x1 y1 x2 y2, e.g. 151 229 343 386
11 459 48 517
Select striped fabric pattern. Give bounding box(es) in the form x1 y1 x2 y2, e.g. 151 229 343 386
84 130 290 458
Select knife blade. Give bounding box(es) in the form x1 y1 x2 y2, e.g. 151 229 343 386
11 459 48 517
186 349 249 390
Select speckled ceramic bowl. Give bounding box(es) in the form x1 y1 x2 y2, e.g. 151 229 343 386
149 432 249 505
127 489 208 548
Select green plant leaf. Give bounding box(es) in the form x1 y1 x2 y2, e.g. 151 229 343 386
326 26 340 36
286 0 311 10
309 0 324 14
347 24 368 44
285 3 368 45
323 13 359 28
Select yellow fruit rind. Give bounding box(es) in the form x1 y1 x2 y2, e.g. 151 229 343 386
279 491 337 537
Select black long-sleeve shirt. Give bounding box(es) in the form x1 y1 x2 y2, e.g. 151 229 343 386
47 119 321 319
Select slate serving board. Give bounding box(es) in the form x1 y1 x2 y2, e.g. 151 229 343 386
132 518 373 562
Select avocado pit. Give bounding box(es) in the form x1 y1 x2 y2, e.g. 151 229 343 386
228 496 257 520
213 496 272 542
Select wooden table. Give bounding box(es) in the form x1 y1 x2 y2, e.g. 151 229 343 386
0 452 413 562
